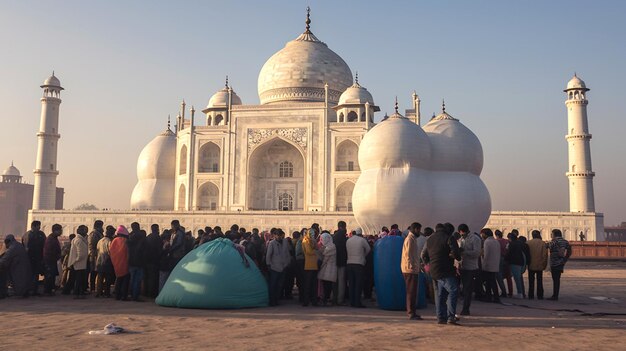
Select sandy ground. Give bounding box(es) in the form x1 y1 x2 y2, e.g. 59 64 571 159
1 260 625 351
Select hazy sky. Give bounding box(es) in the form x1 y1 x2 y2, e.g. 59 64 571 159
1 1 625 225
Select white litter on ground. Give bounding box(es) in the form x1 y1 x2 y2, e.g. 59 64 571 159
589 296 620 304
88 323 126 335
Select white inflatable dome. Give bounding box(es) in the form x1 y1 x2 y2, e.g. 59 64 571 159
358 113 431 170
422 111 483 175
352 106 491 234
130 129 176 210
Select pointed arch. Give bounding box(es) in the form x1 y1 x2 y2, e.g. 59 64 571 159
214 114 224 125
198 142 220 173
197 182 219 210
178 183 186 210
347 111 358 122
247 137 305 210
336 140 359 171
336 181 355 211
179 145 188 175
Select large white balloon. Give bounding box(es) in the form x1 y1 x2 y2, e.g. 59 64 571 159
352 110 491 234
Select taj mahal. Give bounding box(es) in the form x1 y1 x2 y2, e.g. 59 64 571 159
27 9 604 240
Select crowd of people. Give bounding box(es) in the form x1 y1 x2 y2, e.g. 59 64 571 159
0 219 572 326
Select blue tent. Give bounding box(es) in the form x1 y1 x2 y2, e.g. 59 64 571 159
156 238 268 309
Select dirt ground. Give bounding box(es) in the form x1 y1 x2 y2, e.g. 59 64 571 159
1 260 625 351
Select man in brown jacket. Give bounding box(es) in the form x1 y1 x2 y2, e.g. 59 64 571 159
527 230 548 299
401 222 423 320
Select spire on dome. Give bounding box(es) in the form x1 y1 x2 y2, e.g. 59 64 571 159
442 99 446 113
394 96 399 114
225 75 229 88
294 6 322 42
305 6 311 33
355 71 359 85
167 115 171 130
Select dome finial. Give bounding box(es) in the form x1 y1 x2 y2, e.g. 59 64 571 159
442 99 446 113
305 6 311 33
52 70 55 76
394 96 399 114
225 75 229 88
167 115 171 130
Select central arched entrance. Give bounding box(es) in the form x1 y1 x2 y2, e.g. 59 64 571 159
247 138 305 211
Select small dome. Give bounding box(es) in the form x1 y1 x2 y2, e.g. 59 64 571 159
422 111 483 175
565 74 588 91
338 83 374 105
41 73 62 89
2 163 20 177
130 128 177 210
359 112 431 170
206 88 242 109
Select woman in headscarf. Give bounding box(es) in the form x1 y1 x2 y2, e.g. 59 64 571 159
0 235 32 297
302 228 319 306
317 232 337 306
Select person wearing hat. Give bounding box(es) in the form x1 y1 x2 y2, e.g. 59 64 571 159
0 234 32 297
110 225 130 300
346 227 370 308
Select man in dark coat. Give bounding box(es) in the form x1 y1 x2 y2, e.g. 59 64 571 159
43 224 63 295
0 235 32 297
143 224 162 298
332 221 348 305
127 227 147 301
22 220 46 295
88 220 104 293
422 223 462 325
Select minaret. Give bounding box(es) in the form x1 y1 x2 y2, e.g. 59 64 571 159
564 74 595 212
33 72 64 210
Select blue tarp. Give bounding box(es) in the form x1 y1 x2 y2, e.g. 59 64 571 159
156 238 268 309
373 236 406 310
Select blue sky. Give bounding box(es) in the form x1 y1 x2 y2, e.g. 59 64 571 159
1 1 624 225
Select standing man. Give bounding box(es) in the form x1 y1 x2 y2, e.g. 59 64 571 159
266 229 291 306
480 228 501 303
527 230 548 299
22 220 46 295
68 225 89 299
128 229 147 301
88 220 104 293
332 221 348 306
547 229 572 301
458 224 482 316
42 224 63 296
144 224 162 298
421 223 462 325
401 222 423 320
346 227 371 308
169 220 186 268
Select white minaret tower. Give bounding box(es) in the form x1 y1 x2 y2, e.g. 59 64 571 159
564 74 595 212
33 72 63 210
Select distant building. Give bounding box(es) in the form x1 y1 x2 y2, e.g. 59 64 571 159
604 223 626 242
0 162 63 236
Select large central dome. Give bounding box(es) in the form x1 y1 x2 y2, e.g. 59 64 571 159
257 12 353 105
